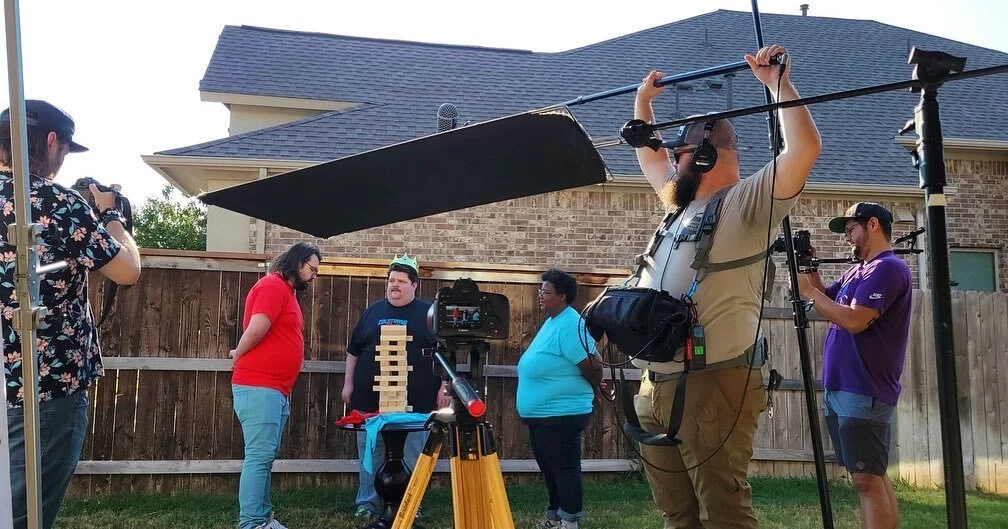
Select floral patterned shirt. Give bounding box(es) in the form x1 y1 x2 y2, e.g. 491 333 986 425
2 172 121 409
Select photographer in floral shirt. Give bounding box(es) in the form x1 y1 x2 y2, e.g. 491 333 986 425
1 100 141 529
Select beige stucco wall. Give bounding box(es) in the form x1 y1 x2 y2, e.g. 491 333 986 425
227 105 323 136
206 179 254 252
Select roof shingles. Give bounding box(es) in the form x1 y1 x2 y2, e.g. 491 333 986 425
161 10 1008 186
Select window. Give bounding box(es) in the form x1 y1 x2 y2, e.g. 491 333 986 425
949 249 997 292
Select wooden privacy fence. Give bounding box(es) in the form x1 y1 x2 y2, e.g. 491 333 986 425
68 250 1008 496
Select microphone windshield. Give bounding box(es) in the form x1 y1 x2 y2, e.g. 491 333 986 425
436 103 459 133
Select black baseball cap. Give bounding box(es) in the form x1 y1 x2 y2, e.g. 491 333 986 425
828 202 893 233
0 100 88 153
662 116 739 150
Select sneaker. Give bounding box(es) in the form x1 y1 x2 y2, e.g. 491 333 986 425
264 519 289 529
354 505 376 520
538 520 563 529
254 515 289 529
560 520 581 529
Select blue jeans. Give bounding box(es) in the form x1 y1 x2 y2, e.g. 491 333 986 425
355 430 426 512
7 390 89 529
525 413 591 523
233 384 290 529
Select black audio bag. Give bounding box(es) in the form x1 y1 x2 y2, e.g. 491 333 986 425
582 286 691 363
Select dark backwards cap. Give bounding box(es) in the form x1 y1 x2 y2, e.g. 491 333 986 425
0 100 87 153
828 202 893 234
662 117 739 150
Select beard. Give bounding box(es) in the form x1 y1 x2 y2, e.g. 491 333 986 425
850 237 867 261
658 164 703 210
293 276 311 291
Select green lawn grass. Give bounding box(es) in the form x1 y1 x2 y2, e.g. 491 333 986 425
55 476 1008 528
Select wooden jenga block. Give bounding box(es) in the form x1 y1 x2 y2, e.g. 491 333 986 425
376 324 413 413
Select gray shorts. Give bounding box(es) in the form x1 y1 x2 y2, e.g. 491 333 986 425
824 390 895 476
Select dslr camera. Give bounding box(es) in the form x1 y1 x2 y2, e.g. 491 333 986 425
428 278 510 341
770 229 819 274
71 177 134 233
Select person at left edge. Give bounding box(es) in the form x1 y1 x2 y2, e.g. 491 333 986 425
2 99 141 529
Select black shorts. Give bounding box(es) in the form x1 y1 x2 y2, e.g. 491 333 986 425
825 413 891 475
823 390 895 476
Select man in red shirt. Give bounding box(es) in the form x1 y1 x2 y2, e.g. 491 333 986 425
230 242 321 529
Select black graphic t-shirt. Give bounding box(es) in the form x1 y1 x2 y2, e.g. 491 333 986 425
2 173 122 409
347 298 440 413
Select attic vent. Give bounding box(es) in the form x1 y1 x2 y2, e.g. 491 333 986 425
800 4 809 16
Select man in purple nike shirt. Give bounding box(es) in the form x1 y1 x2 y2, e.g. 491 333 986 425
798 202 912 529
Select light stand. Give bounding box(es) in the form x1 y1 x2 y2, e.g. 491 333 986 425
2 3 71 528
3 2 43 528
748 4 835 527
899 47 969 529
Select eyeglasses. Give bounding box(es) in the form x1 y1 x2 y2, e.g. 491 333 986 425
305 262 319 275
537 288 557 297
672 146 696 164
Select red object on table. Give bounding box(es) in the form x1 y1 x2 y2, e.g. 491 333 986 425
334 409 379 427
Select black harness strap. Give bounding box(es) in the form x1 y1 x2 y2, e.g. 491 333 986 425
621 185 773 446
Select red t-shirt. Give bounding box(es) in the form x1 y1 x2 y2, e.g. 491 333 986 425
231 272 304 396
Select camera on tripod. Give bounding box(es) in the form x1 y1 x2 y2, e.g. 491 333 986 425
770 229 819 274
428 278 510 341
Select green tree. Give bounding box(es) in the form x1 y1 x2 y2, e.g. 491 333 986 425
133 185 207 251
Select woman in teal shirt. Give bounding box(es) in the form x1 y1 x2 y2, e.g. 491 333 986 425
517 268 602 529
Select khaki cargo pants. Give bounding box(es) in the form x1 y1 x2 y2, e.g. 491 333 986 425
634 366 767 529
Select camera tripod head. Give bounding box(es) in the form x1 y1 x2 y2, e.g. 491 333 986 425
426 341 487 421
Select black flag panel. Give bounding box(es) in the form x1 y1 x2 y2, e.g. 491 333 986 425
199 109 610 238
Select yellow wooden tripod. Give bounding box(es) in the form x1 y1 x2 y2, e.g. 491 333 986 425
391 348 514 529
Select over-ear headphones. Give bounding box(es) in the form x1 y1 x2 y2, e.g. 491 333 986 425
691 120 718 173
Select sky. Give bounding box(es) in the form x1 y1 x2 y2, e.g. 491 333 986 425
1 0 1005 206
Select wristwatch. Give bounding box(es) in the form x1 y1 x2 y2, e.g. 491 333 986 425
100 208 126 226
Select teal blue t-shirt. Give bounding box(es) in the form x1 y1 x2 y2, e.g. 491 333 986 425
516 306 597 418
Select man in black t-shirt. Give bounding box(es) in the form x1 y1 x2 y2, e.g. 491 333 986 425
341 254 449 520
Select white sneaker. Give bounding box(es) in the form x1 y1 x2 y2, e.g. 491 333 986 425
255 515 289 529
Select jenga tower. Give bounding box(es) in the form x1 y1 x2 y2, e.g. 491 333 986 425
375 324 413 413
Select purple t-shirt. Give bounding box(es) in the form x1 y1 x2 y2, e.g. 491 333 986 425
822 250 912 405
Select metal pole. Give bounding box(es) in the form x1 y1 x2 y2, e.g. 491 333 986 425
555 59 755 108
3 1 46 528
912 71 969 529
619 63 1008 139
749 2 834 528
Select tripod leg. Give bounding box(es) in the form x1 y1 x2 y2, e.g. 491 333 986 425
482 451 516 529
391 425 445 529
451 454 491 528
450 423 515 529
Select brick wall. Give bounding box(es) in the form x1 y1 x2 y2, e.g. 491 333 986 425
264 187 920 285
265 188 665 270
943 154 1008 291
262 152 1005 292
